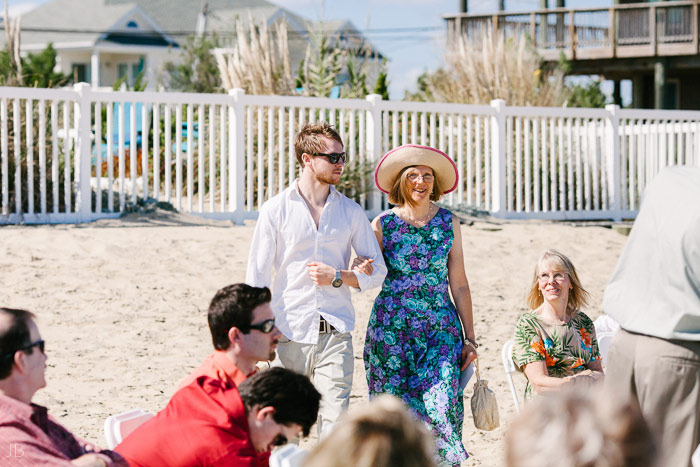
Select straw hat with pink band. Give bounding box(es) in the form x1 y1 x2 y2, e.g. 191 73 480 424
374 144 459 194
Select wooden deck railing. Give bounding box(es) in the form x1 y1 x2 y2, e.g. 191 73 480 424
443 1 700 61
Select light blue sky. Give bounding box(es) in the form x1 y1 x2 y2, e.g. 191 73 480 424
7 0 618 100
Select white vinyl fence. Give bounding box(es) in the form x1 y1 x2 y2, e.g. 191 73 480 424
1 83 699 224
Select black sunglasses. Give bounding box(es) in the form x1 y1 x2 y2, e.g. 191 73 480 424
3 339 45 359
311 152 346 164
271 434 288 447
245 318 276 334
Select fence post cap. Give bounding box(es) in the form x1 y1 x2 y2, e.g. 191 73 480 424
228 88 246 98
366 93 382 104
605 103 620 114
490 98 506 109
73 82 90 94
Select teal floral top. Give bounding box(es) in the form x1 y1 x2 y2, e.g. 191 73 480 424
513 310 601 399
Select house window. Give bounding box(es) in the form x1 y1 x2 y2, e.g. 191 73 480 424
127 20 138 28
131 57 144 82
117 63 129 82
72 63 88 83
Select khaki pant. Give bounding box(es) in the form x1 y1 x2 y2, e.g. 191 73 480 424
271 330 353 439
605 329 700 467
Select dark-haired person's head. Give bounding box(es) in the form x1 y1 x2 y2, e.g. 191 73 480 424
208 283 274 350
0 308 47 403
238 367 320 452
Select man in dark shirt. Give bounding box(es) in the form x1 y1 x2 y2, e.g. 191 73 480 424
116 368 321 467
0 307 125 466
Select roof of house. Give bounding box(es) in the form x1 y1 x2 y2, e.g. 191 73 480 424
7 0 309 49
11 0 139 48
1 0 382 58
311 19 384 60
103 0 307 41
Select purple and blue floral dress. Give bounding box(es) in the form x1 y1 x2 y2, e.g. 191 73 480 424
364 207 468 466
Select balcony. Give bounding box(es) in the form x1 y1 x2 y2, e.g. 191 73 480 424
443 1 700 62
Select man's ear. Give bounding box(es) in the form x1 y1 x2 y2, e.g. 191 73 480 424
12 351 27 375
228 326 242 345
301 152 313 167
255 406 276 421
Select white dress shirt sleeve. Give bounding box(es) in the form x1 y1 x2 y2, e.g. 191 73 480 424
246 203 277 287
350 208 387 292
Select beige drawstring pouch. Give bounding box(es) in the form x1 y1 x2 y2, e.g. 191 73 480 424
470 358 500 431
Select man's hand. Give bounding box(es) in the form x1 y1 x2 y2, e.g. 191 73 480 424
351 256 374 275
307 262 336 286
71 454 107 467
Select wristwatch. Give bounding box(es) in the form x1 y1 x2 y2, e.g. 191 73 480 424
331 270 343 288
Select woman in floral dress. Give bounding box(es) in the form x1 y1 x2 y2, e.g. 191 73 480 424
363 145 477 466
513 250 604 400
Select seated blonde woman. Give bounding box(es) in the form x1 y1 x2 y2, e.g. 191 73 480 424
303 395 436 467
513 250 603 399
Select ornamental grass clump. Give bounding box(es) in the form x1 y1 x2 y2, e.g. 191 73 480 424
408 29 569 107
214 15 295 96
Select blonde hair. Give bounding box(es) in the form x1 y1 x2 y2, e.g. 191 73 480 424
526 249 590 316
506 385 656 467
388 166 444 207
304 395 436 467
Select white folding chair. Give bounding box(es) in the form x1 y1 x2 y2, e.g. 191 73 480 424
270 444 308 467
596 331 616 368
593 314 620 369
104 409 154 449
502 339 521 414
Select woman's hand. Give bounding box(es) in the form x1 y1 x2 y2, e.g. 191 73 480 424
351 256 374 275
461 342 477 370
567 369 604 386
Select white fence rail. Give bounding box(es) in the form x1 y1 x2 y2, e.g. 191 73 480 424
1 84 699 224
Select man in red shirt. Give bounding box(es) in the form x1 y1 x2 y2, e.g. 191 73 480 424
0 307 126 466
116 368 321 467
178 283 282 390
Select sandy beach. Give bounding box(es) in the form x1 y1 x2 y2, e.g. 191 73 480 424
0 211 628 466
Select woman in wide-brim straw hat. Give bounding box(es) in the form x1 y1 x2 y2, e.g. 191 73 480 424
360 144 477 466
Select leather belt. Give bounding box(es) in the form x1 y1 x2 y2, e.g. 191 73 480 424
319 317 334 334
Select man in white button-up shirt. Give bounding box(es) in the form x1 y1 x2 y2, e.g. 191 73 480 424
246 123 387 438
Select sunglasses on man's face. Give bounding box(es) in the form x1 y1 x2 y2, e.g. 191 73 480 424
2 339 45 359
271 434 288 447
311 152 346 164
24 339 45 354
246 318 276 334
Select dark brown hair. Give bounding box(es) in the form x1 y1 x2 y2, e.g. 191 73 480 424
208 284 271 350
0 308 37 379
239 367 321 437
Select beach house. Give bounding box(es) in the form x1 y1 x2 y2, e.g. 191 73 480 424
444 0 700 110
3 0 382 91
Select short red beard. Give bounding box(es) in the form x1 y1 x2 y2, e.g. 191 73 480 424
314 170 341 185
